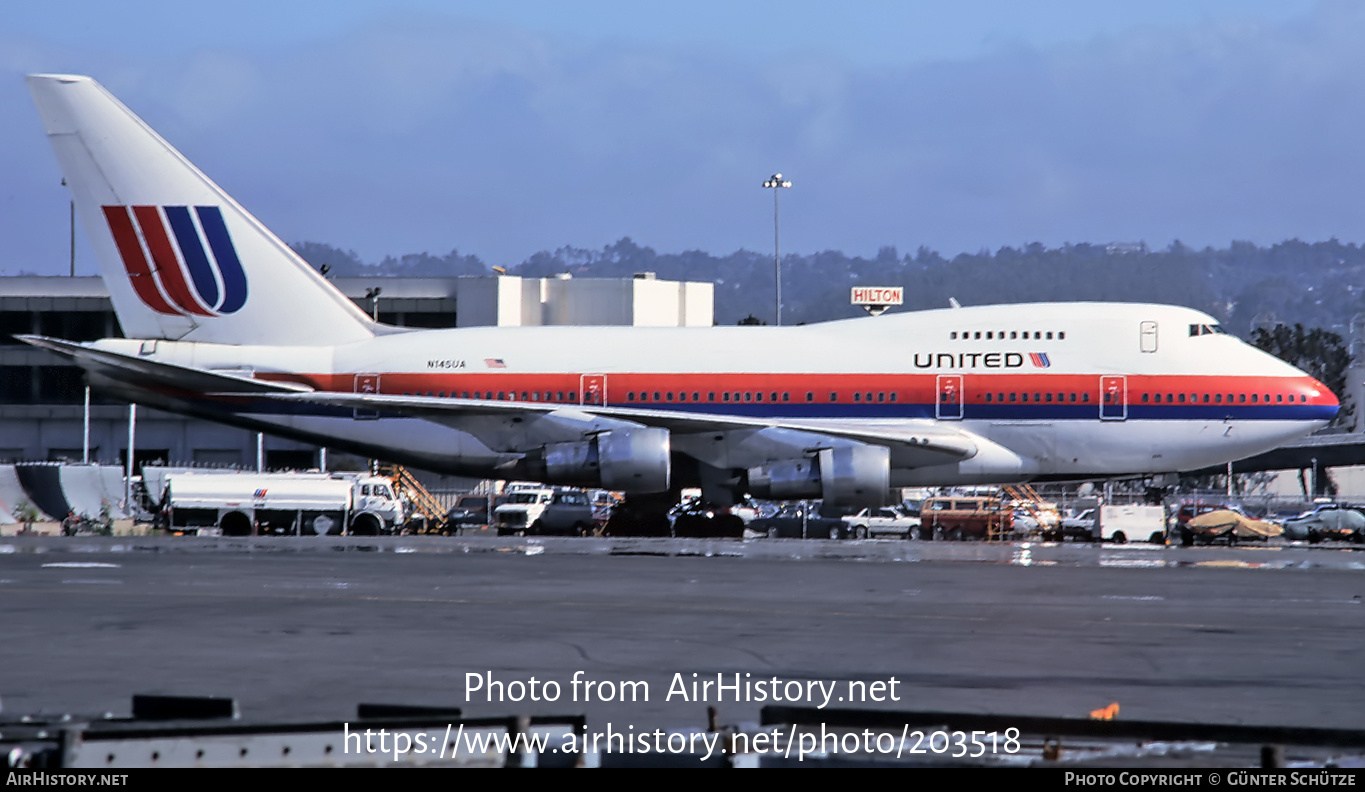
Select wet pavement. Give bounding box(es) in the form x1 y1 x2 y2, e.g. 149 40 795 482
1 535 1361 737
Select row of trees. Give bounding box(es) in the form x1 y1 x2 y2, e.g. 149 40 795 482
293 237 1365 336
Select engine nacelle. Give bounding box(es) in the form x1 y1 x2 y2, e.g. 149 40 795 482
542 427 671 493
747 444 890 507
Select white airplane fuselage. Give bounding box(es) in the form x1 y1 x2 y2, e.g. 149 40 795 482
87 300 1336 488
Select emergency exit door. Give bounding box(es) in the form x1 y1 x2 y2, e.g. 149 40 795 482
1100 375 1127 421
936 374 963 420
580 374 607 406
353 374 380 420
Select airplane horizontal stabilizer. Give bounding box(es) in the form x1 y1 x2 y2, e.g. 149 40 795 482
18 335 315 396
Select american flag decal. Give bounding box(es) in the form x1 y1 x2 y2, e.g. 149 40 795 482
1029 352 1051 368
484 358 506 369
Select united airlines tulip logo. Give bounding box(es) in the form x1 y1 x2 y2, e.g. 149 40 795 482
102 205 248 316
1028 353 1052 368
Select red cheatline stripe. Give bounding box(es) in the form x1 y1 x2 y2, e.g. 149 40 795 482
103 206 180 316
132 205 211 316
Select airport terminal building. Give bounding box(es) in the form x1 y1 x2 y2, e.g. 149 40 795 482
0 273 713 471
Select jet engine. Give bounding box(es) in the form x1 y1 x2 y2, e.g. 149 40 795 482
747 444 890 507
535 427 671 493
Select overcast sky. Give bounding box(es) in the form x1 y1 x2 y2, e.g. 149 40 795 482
2 0 1358 275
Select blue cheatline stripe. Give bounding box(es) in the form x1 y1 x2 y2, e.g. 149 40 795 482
196 206 248 314
164 206 219 310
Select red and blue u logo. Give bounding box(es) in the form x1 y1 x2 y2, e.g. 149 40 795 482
102 205 248 316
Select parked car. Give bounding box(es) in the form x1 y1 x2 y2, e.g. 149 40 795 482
1281 503 1365 543
494 488 595 536
918 496 1012 540
444 494 492 534
748 504 850 539
1044 508 1098 542
841 507 920 539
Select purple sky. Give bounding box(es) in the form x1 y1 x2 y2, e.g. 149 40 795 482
2 0 1357 275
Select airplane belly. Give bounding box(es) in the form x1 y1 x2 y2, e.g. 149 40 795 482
1044 419 1325 475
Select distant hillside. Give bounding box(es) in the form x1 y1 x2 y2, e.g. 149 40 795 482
292 237 1365 336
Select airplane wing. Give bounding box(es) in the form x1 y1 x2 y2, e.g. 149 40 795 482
260 390 977 468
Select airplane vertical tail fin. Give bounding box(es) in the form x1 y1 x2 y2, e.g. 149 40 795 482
26 74 375 346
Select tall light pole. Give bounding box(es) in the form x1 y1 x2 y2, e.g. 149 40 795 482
762 173 791 325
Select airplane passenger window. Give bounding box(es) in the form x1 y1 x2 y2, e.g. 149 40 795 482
830 393 838 402
723 393 731 402
654 392 661 401
985 393 993 402
498 392 506 400
1142 394 1150 403
1021 393 1028 403
1178 394 1185 403
1059 332 1065 340
1045 393 1052 403
1046 332 1053 340
1068 393 1076 402
986 332 993 339
754 392 762 402
627 392 636 401
1239 394 1246 403
1034 393 1040 402
666 392 674 402
866 392 874 402
1010 332 1017 339
694 392 701 401
744 392 752 402
782 393 789 402
1251 394 1258 403
708 392 716 402
974 332 981 339
950 332 957 339
854 393 862 402
1009 393 1017 402
878 393 885 402
1277 394 1283 403
1202 394 1209 403
1034 332 1041 339
521 392 528 401
805 392 813 402
1264 394 1270 403
890 393 898 402
1082 393 1089 402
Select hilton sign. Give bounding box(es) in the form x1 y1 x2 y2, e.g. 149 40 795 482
851 287 904 316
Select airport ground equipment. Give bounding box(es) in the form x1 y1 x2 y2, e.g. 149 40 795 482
150 469 402 536
379 463 449 533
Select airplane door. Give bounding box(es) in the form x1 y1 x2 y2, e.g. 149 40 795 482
936 374 963 420
353 374 380 420
1140 321 1158 353
580 374 607 406
1100 375 1127 421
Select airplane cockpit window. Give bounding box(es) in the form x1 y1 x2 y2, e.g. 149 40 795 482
1189 323 1226 337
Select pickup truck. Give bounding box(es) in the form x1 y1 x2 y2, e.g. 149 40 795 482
841 507 920 539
